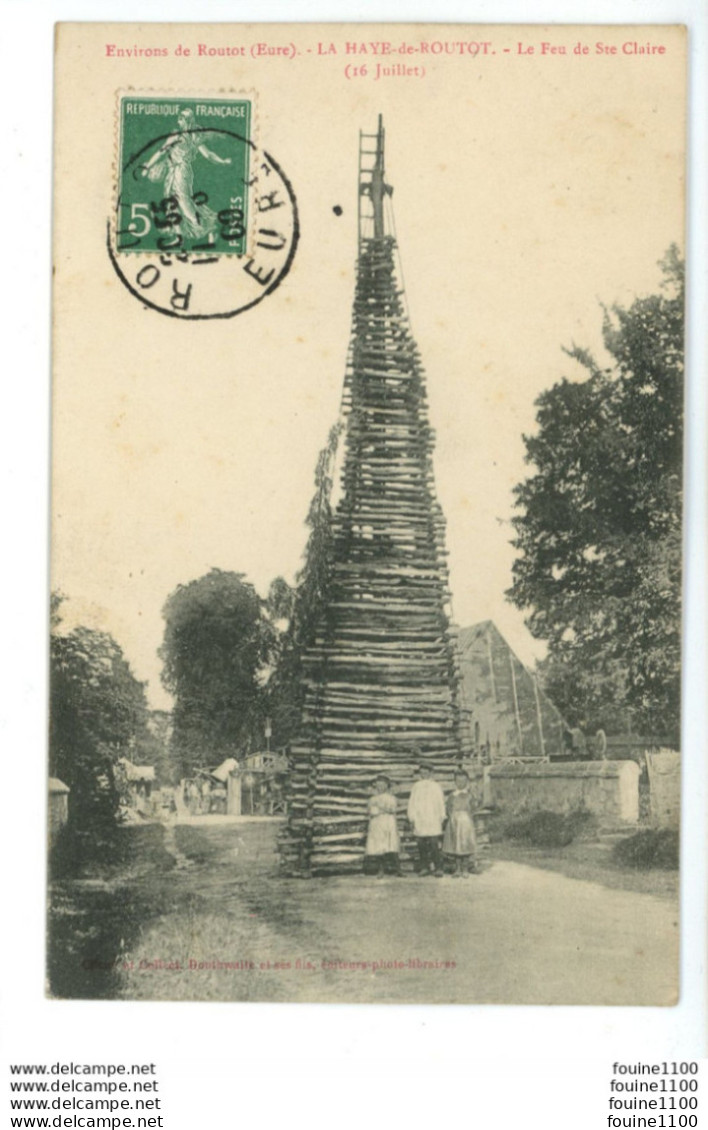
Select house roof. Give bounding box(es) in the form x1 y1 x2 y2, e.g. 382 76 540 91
117 759 156 782
457 620 568 758
211 757 239 782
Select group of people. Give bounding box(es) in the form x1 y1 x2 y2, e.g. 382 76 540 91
364 763 478 879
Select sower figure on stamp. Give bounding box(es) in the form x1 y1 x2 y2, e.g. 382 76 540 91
407 762 446 877
443 769 478 878
364 775 404 878
139 108 232 240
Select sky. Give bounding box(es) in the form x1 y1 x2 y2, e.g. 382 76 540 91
51 23 686 710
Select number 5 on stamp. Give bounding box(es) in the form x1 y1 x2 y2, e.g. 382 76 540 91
116 95 252 256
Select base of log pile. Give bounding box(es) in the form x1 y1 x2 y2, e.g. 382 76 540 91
277 826 489 878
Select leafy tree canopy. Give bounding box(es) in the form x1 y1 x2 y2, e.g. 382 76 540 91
50 594 152 846
507 247 683 743
159 569 280 774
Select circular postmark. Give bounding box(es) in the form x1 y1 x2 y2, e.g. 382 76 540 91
109 128 299 320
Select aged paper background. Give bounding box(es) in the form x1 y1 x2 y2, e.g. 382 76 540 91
49 21 686 1005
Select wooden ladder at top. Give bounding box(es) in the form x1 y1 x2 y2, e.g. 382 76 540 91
358 114 388 245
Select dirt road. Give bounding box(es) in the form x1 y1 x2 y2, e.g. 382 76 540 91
104 820 678 1005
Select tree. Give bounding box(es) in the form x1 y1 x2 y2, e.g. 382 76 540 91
50 594 152 853
139 709 175 786
159 569 279 775
507 247 683 743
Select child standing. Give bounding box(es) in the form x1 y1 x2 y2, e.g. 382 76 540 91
364 775 403 878
407 762 446 877
443 769 478 877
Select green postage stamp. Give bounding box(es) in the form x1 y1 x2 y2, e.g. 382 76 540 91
117 95 252 256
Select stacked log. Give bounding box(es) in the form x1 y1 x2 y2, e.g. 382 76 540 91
279 231 470 875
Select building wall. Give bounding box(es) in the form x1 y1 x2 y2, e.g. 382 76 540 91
484 761 640 826
646 750 680 828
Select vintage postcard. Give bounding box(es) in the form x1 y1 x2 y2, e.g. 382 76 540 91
49 22 685 1004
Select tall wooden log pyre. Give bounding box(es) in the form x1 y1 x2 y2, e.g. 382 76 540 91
280 117 468 875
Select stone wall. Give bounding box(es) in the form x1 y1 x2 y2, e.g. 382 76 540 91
484 761 640 826
646 750 680 827
48 778 70 842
